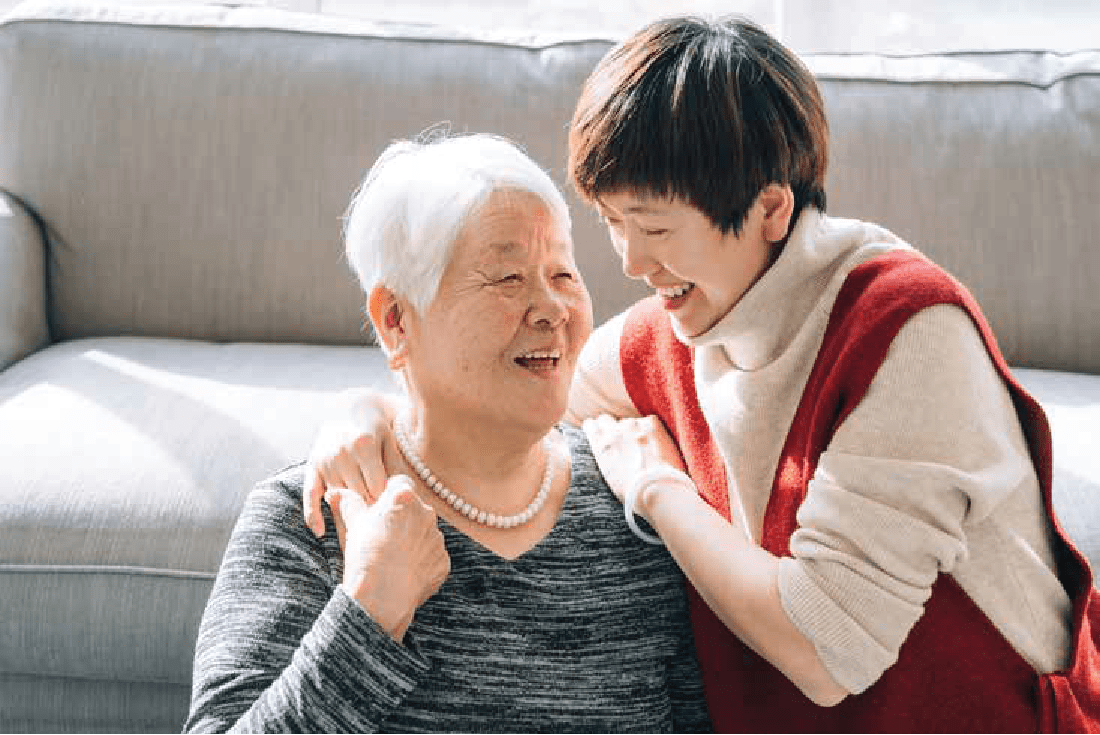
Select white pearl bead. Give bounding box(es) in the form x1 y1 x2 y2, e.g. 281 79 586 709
393 417 554 530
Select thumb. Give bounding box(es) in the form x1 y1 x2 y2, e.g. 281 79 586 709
382 473 417 501
325 487 369 524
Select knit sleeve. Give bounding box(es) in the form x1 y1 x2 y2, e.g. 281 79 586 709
777 304 1064 694
184 473 431 733
564 309 641 425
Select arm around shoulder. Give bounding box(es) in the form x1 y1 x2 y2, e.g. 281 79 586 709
564 310 640 425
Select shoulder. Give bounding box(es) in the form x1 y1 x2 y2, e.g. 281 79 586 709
555 424 681 569
558 423 603 493
821 250 983 370
556 423 632 528
229 462 338 567
246 462 310 520
836 249 966 315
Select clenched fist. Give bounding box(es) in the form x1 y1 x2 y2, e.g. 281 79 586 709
326 474 450 642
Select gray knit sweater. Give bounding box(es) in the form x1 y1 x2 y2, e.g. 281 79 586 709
184 425 710 733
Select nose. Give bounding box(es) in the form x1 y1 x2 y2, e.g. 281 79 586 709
618 233 657 280
527 280 569 329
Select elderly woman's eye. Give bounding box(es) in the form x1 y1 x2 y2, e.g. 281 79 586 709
498 274 522 284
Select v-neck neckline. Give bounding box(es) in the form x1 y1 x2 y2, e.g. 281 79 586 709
433 429 577 564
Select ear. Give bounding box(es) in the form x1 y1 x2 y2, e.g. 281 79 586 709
366 285 410 369
758 184 795 244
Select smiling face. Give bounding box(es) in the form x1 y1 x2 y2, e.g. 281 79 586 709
400 190 593 437
596 190 781 338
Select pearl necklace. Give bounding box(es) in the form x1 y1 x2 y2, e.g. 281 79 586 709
392 418 554 529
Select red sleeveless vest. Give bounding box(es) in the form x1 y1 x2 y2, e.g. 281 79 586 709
620 249 1100 732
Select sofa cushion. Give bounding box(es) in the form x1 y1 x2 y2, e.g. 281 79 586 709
1015 368 1100 570
0 674 188 733
0 190 49 370
0 337 397 686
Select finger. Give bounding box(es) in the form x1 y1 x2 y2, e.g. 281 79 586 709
582 419 618 456
303 464 327 537
323 490 349 550
384 474 418 506
330 485 373 525
581 417 605 444
582 415 609 434
356 434 391 503
332 451 374 506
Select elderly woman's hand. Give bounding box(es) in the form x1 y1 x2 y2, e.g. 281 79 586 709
326 475 450 642
304 390 402 537
582 415 695 522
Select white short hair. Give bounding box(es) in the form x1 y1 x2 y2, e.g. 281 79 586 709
344 132 572 316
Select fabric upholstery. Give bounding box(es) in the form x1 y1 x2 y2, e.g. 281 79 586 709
816 51 1100 373
0 1 646 344
0 339 397 691
1016 368 1100 567
0 190 49 369
0 674 189 733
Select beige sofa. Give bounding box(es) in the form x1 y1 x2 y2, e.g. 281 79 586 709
1 2 1098 731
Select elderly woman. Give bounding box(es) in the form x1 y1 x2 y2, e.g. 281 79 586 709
183 133 709 733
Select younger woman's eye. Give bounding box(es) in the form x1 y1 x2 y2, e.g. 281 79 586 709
642 228 668 237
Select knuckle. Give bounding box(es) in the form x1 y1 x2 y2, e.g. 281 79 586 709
352 434 378 453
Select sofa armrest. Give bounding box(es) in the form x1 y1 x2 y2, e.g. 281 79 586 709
0 191 49 370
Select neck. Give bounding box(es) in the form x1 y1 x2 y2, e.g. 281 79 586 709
399 406 553 515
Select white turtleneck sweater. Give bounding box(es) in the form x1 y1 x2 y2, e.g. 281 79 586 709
566 210 1072 695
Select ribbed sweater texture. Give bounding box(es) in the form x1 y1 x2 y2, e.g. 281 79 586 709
185 424 711 733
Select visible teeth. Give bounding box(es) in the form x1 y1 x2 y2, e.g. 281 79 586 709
657 283 692 298
522 350 561 359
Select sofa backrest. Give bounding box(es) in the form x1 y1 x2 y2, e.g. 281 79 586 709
1 2 1098 372
816 51 1100 375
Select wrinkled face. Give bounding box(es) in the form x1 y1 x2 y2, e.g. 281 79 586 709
403 190 593 435
596 191 774 338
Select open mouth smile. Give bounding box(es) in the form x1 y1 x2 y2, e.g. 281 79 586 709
656 282 694 308
515 349 562 371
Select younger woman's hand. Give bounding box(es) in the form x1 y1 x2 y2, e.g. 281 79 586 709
582 414 692 518
303 390 402 536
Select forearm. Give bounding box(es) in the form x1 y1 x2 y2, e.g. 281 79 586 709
642 485 848 707
189 591 413 733
187 481 429 732
564 311 639 425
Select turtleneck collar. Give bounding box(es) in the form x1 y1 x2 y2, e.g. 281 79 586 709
676 210 905 371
